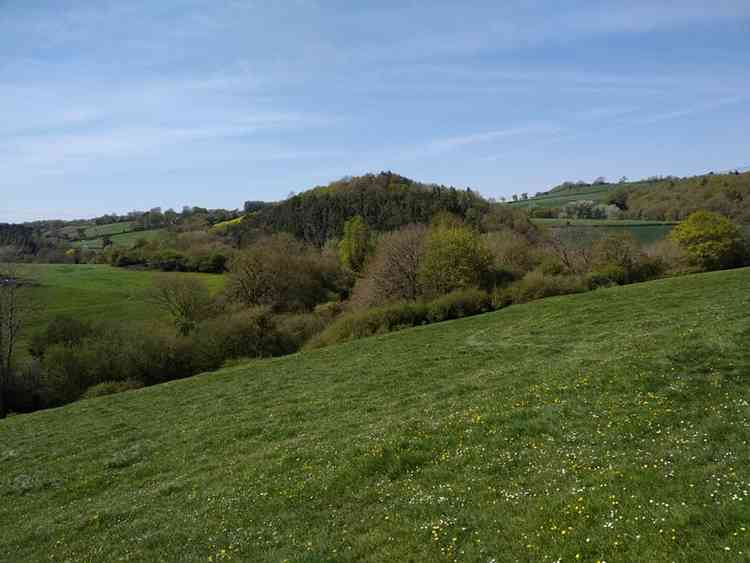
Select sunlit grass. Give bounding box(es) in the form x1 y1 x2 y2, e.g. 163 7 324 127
1 268 750 561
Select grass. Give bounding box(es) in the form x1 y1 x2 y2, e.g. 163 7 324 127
60 221 136 241
16 264 224 355
532 219 678 227
2 267 750 561
532 219 677 245
508 184 614 209
74 228 167 250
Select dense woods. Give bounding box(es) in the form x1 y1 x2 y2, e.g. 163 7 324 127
609 171 750 222
239 172 490 245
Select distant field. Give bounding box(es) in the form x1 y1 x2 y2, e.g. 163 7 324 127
210 216 244 233
74 228 167 250
60 221 136 240
16 264 224 354
2 268 750 561
532 218 677 245
508 184 614 209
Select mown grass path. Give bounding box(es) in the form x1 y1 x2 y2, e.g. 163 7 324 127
2 268 750 562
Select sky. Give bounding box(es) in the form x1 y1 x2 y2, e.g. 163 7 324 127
1 0 749 223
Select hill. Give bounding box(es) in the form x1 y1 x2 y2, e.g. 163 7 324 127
2 267 750 561
509 171 750 223
509 183 615 209
241 172 490 245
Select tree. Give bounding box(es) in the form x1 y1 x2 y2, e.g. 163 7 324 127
669 211 746 270
0 264 30 418
226 234 345 312
339 216 371 273
606 188 629 210
417 223 493 297
151 275 214 335
352 224 427 307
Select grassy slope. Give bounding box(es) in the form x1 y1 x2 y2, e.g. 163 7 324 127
17 264 224 353
3 269 750 562
533 219 677 245
509 184 614 209
74 228 166 250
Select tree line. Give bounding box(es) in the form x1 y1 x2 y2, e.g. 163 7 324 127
2 204 748 417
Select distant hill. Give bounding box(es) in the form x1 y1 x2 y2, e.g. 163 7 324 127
2 267 750 561
509 171 750 222
241 171 490 244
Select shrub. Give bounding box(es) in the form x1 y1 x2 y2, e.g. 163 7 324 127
190 308 295 368
306 302 428 349
150 275 215 335
669 211 746 271
350 224 427 308
81 380 144 400
307 289 492 349
425 288 492 323
418 223 494 297
226 234 347 312
484 230 540 277
502 270 587 304
28 315 94 358
645 239 688 274
275 312 330 350
586 265 626 288
339 215 372 272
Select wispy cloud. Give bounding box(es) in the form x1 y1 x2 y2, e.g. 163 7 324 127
422 123 564 155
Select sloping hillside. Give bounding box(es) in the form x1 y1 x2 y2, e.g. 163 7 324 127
2 269 750 561
510 171 750 223
241 172 489 244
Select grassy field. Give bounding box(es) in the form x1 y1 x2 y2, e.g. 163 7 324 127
60 221 136 241
2 268 750 561
74 228 167 250
508 184 614 209
533 219 678 245
16 264 224 354
210 216 244 233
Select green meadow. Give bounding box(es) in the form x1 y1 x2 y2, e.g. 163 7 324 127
508 184 614 209
17 264 224 354
2 267 750 561
533 219 678 246
73 228 167 250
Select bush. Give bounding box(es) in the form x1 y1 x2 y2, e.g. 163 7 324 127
418 223 494 297
275 312 330 350
350 224 427 308
307 289 493 349
669 211 746 271
586 265 626 288
425 288 492 322
190 308 296 368
226 234 347 312
484 230 540 277
81 380 144 400
29 315 94 358
501 270 587 305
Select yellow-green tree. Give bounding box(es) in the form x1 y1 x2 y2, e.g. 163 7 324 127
417 223 493 297
339 216 371 273
669 211 745 270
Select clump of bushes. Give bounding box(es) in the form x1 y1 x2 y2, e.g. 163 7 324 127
306 288 492 349
496 270 587 306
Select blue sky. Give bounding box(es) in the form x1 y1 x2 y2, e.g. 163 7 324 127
2 0 749 222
